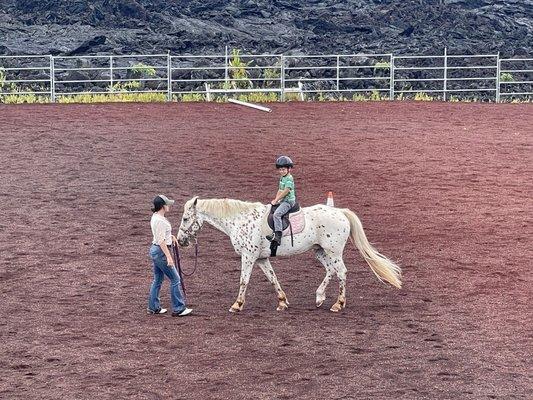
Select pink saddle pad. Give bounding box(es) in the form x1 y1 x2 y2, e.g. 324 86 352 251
282 210 305 236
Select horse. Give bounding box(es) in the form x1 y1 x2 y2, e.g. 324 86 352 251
177 197 402 313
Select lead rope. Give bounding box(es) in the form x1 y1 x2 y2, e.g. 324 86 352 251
172 242 199 298
173 244 186 298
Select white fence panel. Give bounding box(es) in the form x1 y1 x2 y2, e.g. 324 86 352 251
1 50 532 103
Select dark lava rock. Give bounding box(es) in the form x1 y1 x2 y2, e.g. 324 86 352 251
0 0 531 57
0 45 11 55
67 35 107 56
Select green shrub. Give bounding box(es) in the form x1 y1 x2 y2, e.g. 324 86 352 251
110 81 142 92
414 92 435 101
179 93 206 102
0 72 51 103
370 90 383 101
395 93 405 101
0 67 5 91
284 92 303 102
1 93 49 104
500 73 514 82
352 93 367 101
229 49 252 89
57 92 166 103
374 61 390 76
351 91 389 101
131 63 157 77
263 66 281 88
236 92 279 102
508 96 532 103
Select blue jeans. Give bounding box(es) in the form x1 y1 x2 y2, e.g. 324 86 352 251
148 244 186 313
273 200 295 232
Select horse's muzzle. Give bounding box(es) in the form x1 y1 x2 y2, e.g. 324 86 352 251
177 231 190 247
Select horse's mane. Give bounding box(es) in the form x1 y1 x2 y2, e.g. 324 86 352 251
189 198 263 219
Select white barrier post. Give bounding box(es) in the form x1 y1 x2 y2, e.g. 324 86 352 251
205 83 211 102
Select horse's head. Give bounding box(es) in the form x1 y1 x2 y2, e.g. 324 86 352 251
177 196 203 247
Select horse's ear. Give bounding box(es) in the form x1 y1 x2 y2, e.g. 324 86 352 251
192 196 199 208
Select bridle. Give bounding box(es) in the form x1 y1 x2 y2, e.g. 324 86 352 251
178 219 201 240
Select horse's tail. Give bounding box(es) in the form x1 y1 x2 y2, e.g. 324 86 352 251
341 209 402 289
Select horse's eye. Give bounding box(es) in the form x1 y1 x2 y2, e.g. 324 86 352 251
183 218 189 223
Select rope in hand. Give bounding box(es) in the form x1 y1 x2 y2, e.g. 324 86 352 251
172 242 199 297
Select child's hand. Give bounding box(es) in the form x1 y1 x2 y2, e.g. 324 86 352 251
270 200 277 205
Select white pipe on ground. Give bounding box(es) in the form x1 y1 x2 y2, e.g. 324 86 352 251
228 98 272 113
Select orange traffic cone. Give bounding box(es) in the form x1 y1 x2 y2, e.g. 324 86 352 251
326 191 335 207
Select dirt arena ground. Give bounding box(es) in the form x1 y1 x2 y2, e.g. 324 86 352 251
0 101 531 399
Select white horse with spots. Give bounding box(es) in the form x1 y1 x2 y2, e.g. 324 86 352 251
177 197 402 312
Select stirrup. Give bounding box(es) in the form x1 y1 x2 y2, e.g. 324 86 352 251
273 231 282 245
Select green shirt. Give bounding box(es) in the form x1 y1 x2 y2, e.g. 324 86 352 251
279 174 296 203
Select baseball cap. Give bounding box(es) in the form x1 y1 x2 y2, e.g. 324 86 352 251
157 194 175 205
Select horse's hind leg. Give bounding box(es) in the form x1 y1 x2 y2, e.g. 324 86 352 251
315 248 335 308
256 258 289 311
330 257 347 313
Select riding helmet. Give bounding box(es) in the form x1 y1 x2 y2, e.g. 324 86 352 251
275 155 294 168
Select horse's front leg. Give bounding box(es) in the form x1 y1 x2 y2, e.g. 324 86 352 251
256 258 289 311
229 254 255 313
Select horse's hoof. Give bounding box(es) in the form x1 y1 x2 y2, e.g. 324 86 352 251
316 300 324 308
330 303 343 312
229 302 243 313
276 302 289 311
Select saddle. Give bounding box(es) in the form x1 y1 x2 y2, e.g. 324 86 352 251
266 203 303 257
267 202 301 232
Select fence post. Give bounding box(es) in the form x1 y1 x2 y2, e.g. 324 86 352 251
389 54 394 100
225 45 229 86
50 56 55 103
443 47 447 101
281 54 285 102
167 51 172 102
336 55 340 92
496 52 500 103
109 55 114 92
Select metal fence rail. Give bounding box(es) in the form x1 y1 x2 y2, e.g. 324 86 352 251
0 55 51 97
498 57 533 100
1 48 531 103
170 53 283 97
